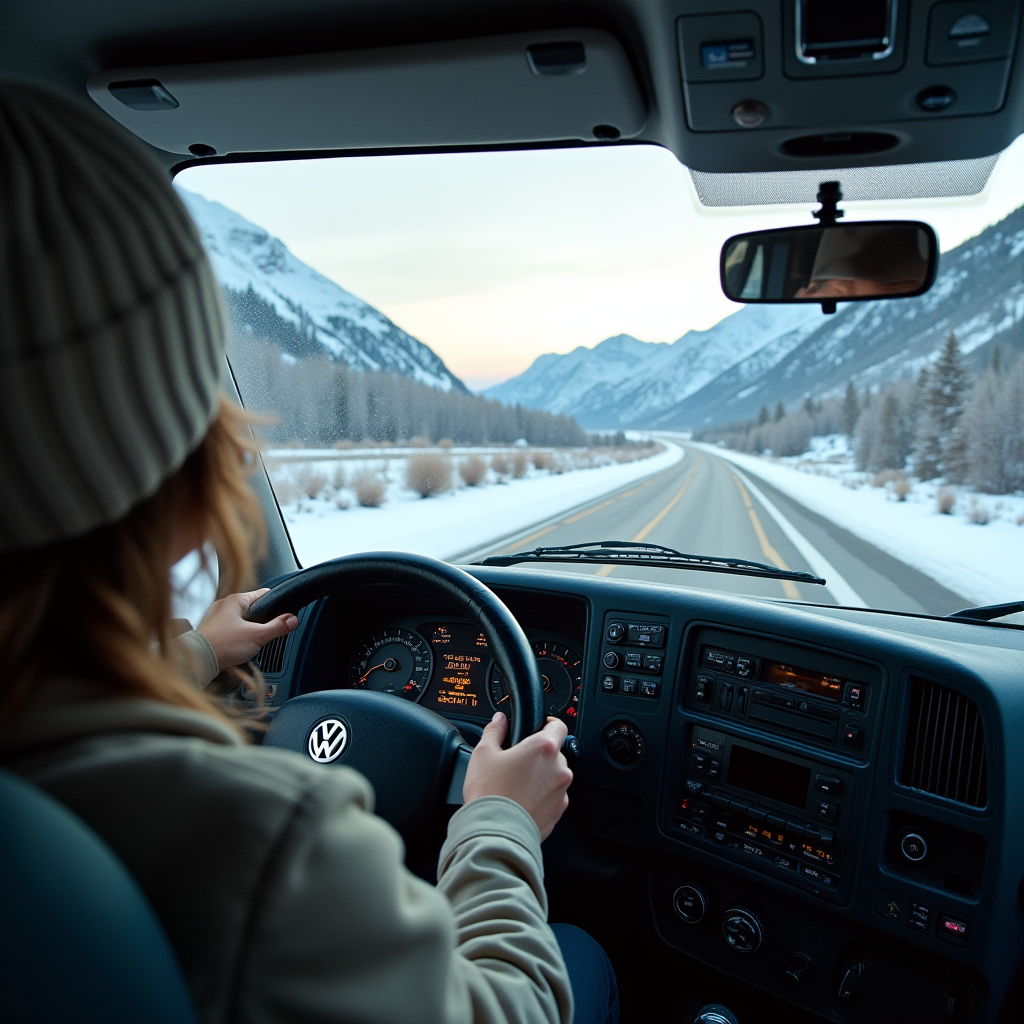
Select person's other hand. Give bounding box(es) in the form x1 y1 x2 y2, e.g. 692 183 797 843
463 713 573 840
197 589 298 671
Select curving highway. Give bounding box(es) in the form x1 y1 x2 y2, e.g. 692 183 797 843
467 444 967 616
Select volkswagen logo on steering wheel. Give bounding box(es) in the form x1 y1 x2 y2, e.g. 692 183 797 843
307 717 349 764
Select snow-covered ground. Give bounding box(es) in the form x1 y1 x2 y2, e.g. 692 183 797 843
696 437 1024 606
276 442 683 566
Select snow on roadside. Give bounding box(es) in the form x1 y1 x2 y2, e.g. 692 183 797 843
279 443 684 566
695 441 1024 606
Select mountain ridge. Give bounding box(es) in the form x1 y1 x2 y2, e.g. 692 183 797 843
487 204 1024 429
178 188 467 393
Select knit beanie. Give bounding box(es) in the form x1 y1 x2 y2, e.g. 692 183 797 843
0 80 225 552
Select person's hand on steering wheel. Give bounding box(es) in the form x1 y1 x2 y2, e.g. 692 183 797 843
198 589 299 671
463 712 573 840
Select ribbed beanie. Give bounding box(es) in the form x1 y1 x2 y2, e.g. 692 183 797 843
0 80 225 551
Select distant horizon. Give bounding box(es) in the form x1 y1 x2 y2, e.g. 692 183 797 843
179 137 1024 389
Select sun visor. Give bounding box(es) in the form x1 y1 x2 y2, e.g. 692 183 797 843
87 30 647 157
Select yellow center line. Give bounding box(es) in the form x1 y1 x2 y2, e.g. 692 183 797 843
596 456 703 577
507 524 557 550
563 499 615 524
730 472 801 599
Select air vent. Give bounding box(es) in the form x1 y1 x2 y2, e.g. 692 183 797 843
901 677 987 807
255 633 288 675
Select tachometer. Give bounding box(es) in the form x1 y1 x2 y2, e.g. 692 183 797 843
350 628 432 702
489 640 583 725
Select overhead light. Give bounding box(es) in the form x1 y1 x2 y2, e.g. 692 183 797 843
108 79 179 111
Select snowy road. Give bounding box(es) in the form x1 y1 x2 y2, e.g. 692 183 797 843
464 445 969 615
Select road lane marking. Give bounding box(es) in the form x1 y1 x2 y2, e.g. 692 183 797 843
596 456 703 577
511 525 557 548
731 474 801 599
727 464 866 608
563 499 615 523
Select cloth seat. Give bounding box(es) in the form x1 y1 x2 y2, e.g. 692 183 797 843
0 767 197 1024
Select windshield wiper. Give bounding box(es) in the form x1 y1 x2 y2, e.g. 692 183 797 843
947 600 1024 623
476 540 826 586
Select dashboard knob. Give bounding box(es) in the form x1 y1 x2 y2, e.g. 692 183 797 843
606 622 625 643
603 651 621 669
900 831 928 862
673 884 710 924
784 952 813 988
721 905 768 953
561 735 582 763
604 721 644 767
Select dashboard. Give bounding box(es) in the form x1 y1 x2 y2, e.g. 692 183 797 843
254 568 1024 1024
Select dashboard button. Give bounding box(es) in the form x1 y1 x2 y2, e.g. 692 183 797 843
908 901 931 933
799 864 836 888
619 676 638 695
729 799 748 816
600 675 618 693
714 682 734 713
693 672 714 702
843 682 865 710
747 805 767 823
712 793 731 809
734 685 750 715
735 656 756 678
704 648 728 668
643 653 663 672
603 651 621 669
900 831 928 862
811 800 838 825
842 724 864 748
774 854 795 871
814 775 843 796
685 779 706 795
766 813 786 831
706 758 721 778
785 819 805 838
606 622 625 643
817 828 835 849
640 679 659 698
623 652 642 668
721 906 768 953
628 623 665 647
691 753 707 773
937 914 969 947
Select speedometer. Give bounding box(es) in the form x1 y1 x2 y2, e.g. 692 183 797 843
350 628 432 702
488 640 583 725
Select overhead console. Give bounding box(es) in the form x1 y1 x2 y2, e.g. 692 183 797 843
674 0 1024 172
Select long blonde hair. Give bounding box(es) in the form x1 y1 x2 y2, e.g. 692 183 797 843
0 396 265 719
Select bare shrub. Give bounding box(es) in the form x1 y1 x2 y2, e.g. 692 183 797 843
1016 513 1024 526
272 477 298 506
332 439 355 449
357 436 377 448
491 452 512 479
892 478 911 502
512 450 528 479
936 488 956 515
334 495 350 510
437 437 454 450
532 450 555 472
295 464 328 499
352 466 387 507
405 452 452 498
968 499 990 525
409 436 430 448
459 454 488 487
872 469 904 488
331 464 347 491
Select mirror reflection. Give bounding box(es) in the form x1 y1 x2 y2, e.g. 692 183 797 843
721 222 937 306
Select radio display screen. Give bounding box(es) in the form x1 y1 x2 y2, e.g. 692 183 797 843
727 745 811 808
763 660 843 702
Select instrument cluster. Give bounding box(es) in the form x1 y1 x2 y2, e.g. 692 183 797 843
349 619 582 726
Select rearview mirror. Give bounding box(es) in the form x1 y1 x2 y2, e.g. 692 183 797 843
720 221 938 314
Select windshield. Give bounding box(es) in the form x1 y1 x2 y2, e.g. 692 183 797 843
177 140 1024 618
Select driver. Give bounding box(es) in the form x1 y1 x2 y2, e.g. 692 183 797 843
793 224 929 299
0 81 616 1024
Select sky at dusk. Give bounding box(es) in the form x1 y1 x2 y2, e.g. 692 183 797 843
180 136 1024 391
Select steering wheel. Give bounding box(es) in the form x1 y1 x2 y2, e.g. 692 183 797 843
249 552 545 837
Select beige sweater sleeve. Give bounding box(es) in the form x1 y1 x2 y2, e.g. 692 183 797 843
237 772 571 1024
168 629 220 690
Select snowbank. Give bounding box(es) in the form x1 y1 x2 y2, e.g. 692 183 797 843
696 442 1024 605
280 443 684 566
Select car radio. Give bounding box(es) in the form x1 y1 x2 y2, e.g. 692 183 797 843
670 724 855 903
687 639 873 757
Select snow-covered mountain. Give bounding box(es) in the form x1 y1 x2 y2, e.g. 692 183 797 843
485 304 826 427
178 189 466 393
488 204 1024 429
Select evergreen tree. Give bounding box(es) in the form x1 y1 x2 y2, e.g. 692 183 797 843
842 381 859 437
990 342 1003 375
869 393 905 472
802 396 816 418
773 400 786 423
756 404 770 426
